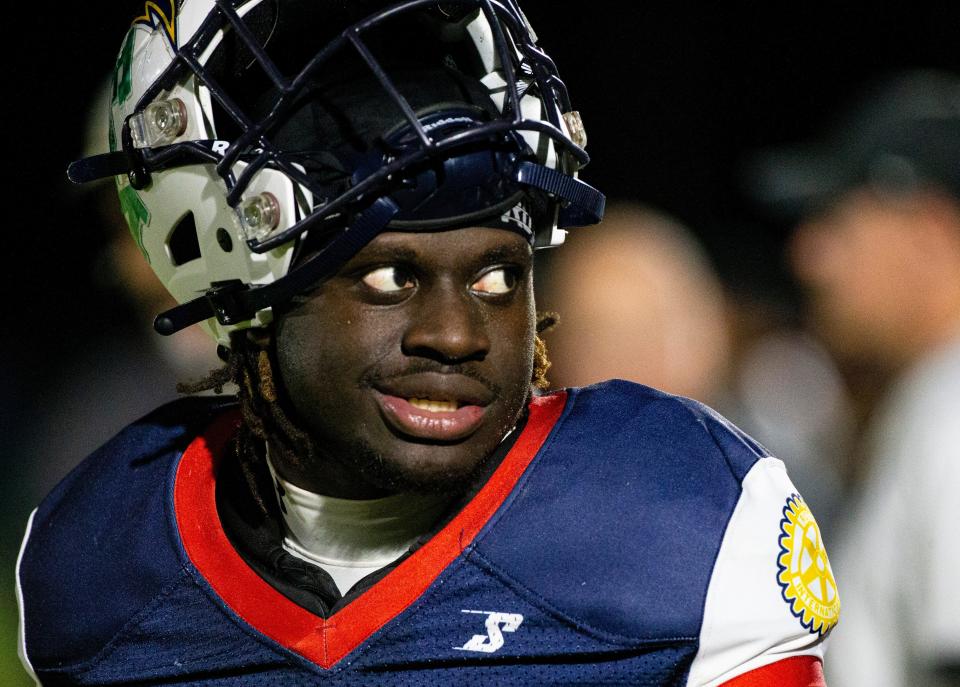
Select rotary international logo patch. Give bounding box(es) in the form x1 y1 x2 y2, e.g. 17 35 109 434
776 494 840 636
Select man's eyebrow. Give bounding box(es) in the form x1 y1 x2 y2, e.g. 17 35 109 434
358 241 531 265
477 243 533 263
357 246 420 263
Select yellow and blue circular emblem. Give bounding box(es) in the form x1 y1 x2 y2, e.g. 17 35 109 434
776 494 840 636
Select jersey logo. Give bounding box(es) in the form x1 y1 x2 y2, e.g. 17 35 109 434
776 494 840 636
453 610 524 653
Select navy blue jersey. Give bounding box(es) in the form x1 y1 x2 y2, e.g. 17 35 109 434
17 381 836 685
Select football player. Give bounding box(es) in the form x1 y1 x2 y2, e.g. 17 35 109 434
17 1 837 684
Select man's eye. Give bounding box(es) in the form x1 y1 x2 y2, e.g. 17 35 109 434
361 266 416 293
471 268 518 295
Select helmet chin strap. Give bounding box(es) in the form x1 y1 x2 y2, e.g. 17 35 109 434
516 162 606 229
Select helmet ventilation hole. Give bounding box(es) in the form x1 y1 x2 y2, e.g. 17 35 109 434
168 212 202 266
216 228 234 252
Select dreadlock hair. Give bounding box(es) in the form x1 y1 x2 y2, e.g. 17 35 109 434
532 311 558 391
178 329 317 513
179 313 558 511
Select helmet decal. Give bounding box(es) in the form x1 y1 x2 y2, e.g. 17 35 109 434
132 1 177 48
500 202 533 236
112 29 137 107
117 182 152 263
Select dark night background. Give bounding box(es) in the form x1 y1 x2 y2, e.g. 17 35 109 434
4 3 960 680
10 5 960 360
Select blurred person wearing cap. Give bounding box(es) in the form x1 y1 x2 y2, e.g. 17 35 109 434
537 203 851 539
535 202 731 405
749 69 960 687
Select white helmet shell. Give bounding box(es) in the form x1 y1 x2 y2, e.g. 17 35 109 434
110 1 304 346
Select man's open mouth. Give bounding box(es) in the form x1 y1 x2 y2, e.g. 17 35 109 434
407 398 461 413
371 374 493 441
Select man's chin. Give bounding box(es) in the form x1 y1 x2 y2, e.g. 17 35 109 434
348 439 495 496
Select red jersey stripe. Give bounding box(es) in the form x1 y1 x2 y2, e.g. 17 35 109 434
720 655 826 687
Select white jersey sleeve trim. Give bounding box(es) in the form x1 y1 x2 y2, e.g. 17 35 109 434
16 507 42 686
685 457 836 687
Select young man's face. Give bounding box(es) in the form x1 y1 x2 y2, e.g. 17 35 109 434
274 227 536 498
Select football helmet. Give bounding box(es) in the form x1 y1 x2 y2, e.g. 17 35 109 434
68 0 605 347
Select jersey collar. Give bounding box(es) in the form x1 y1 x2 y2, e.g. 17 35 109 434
173 391 567 669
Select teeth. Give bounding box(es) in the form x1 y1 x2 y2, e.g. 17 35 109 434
408 398 458 413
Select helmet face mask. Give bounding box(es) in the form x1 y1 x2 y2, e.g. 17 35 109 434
71 0 604 347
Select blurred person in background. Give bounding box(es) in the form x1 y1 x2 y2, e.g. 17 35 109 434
535 203 850 531
749 69 960 687
534 202 731 405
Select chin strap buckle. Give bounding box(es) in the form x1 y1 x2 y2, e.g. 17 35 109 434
154 280 253 336
204 280 254 325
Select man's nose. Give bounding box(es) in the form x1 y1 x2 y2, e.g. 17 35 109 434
401 280 491 363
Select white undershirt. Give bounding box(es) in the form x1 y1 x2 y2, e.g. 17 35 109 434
266 459 451 596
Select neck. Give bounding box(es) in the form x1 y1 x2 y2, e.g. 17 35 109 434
266 458 452 594
266 440 397 499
